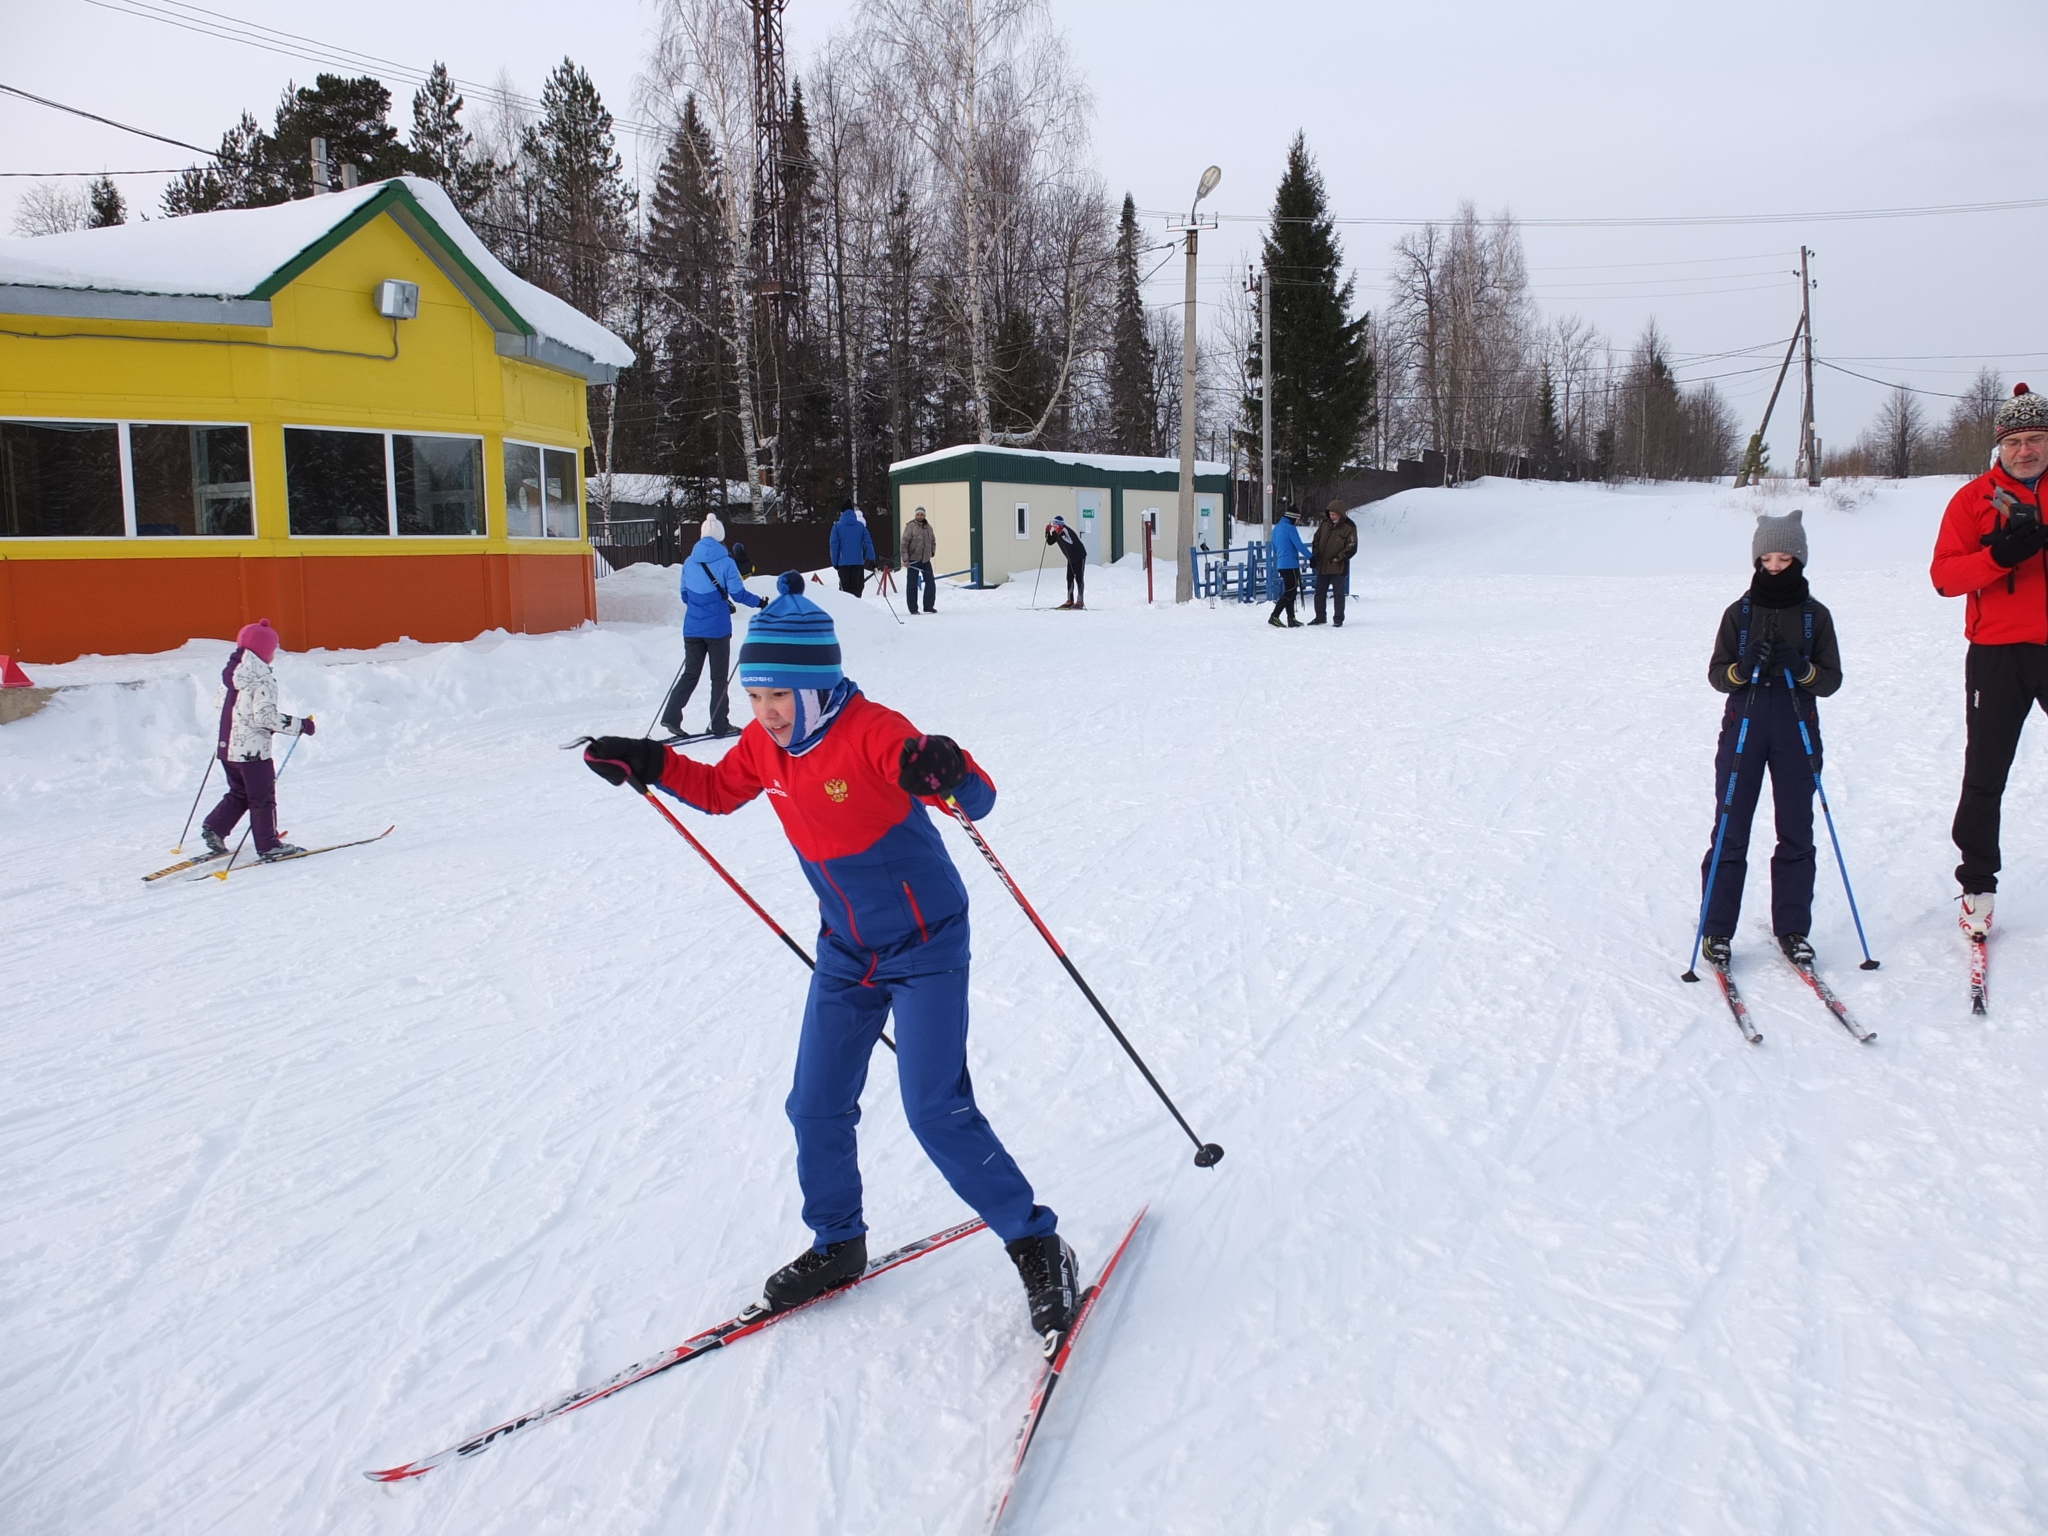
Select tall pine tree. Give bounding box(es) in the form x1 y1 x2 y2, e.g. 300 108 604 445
410 64 492 215
642 98 734 491
1255 133 1373 496
523 58 635 320
1106 193 1158 454
86 176 126 228
268 75 413 197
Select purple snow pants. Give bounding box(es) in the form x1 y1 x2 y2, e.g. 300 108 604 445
203 758 278 854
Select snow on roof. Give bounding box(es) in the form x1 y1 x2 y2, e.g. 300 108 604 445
588 474 783 508
0 176 631 372
889 443 1229 478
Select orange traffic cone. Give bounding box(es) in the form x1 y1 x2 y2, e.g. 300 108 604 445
0 656 34 689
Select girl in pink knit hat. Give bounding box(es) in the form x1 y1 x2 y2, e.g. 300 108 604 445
200 619 315 862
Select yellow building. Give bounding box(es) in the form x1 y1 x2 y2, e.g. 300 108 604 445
0 176 632 662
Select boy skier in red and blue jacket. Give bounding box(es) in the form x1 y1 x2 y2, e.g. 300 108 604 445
583 572 1078 1345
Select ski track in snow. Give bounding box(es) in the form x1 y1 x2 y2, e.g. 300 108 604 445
3 479 2046 1534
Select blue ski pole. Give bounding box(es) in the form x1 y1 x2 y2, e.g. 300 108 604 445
1783 667 1880 970
1683 665 1762 983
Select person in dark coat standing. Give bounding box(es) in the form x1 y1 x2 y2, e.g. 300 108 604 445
1929 383 2048 940
901 506 938 614
661 514 766 738
830 503 877 595
1308 499 1358 626
1698 510 1843 966
1046 515 1087 609
1268 508 1309 628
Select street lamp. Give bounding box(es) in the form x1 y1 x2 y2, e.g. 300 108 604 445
1171 166 1221 604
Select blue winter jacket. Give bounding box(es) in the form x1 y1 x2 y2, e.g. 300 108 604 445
679 537 765 639
829 511 877 567
1272 518 1310 571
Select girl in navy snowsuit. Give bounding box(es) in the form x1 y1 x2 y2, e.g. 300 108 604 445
1699 511 1843 962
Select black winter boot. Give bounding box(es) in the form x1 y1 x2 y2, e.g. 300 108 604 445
763 1234 867 1311
201 827 228 857
1778 933 1815 965
1006 1233 1079 1350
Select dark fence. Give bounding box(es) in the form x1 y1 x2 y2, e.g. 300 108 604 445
593 513 836 575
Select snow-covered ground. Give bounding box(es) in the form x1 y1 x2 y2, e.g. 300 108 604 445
6 476 2046 1535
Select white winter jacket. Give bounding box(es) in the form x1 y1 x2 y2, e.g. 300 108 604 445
221 650 305 761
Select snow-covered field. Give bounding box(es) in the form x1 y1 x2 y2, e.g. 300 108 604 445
6 476 2046 1535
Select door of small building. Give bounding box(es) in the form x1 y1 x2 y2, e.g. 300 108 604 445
1076 489 1104 563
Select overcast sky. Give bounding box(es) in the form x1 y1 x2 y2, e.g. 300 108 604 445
7 0 2044 467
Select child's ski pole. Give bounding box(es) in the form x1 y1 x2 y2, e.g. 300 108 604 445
576 737 895 1052
940 795 1223 1168
1783 668 1880 970
173 755 215 852
1683 666 1762 981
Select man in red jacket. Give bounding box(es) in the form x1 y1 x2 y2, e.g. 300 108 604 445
1929 383 2048 937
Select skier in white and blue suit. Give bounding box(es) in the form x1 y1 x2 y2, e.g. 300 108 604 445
660 514 766 738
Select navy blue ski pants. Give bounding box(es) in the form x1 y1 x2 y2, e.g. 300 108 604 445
787 961 1056 1249
1700 686 1821 939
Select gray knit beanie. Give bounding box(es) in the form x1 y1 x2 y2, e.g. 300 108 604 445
1995 382 2048 440
1752 509 1807 566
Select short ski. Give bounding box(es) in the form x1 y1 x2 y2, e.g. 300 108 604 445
363 1217 986 1484
656 730 736 747
1707 959 1762 1045
197 826 395 881
987 1208 1147 1532
1784 955 1876 1043
143 849 229 882
1968 934 1989 1016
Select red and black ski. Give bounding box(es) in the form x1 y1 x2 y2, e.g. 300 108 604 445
1969 935 1989 1016
1706 959 1762 1045
987 1208 1147 1531
364 1217 986 1484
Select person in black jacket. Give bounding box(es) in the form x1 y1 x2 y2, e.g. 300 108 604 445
1698 510 1843 965
1046 516 1087 609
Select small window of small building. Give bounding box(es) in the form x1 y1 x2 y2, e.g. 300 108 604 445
394 434 483 536
504 441 544 537
131 424 253 537
1015 502 1029 539
504 442 582 538
0 420 123 537
286 427 390 536
544 447 581 538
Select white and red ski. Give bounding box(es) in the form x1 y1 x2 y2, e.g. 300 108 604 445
1969 934 1989 1015
987 1208 1147 1532
1706 959 1762 1045
364 1217 986 1483
1784 956 1876 1044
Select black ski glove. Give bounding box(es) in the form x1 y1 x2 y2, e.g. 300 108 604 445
1987 511 2046 568
1767 639 1813 685
898 734 968 798
583 735 668 789
1739 631 1772 680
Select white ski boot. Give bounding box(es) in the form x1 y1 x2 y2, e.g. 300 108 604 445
1959 891 1994 941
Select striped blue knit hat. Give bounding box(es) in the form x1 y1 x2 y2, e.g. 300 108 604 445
737 571 844 689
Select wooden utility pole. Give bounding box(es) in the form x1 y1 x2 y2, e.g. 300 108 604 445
1261 265 1273 541
1734 313 1806 487
1798 246 1820 486
1170 166 1221 603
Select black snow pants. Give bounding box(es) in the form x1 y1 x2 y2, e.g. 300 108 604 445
661 635 732 734
1952 642 2048 893
1701 684 1820 939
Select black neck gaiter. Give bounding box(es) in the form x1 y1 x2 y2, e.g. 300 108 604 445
1748 561 1809 610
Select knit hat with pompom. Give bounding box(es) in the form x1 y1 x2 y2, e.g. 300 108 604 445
235 617 280 663
1996 382 2048 440
737 572 843 689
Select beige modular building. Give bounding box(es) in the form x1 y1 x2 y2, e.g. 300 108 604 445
887 445 1232 589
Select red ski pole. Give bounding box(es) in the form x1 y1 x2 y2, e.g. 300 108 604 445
940 796 1222 1167
577 738 894 1053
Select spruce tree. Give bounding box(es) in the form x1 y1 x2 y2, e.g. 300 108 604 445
644 99 732 488
1532 366 1563 479
161 112 270 215
86 176 126 227
523 58 635 319
1257 133 1373 494
409 63 492 215
268 75 411 197
1106 194 1158 454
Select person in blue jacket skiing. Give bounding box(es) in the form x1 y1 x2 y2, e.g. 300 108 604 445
660 514 765 740
830 502 877 596
1267 507 1309 628
582 574 1079 1346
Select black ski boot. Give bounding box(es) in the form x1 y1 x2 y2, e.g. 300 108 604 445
1701 934 1732 967
763 1234 867 1311
1006 1233 1079 1351
1778 933 1815 965
201 827 228 857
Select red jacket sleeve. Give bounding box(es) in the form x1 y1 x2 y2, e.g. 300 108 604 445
657 728 768 813
1932 476 2002 598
